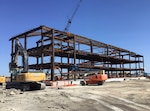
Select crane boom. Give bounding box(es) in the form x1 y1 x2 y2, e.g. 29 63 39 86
64 0 82 32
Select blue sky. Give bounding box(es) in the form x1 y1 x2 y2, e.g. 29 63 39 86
0 0 150 75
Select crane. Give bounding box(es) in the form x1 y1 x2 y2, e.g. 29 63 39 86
64 0 82 32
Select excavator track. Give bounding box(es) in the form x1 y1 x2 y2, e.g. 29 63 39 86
6 82 46 91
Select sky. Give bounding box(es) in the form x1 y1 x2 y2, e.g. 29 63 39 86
0 0 150 75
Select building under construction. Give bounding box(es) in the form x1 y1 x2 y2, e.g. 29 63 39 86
9 25 144 80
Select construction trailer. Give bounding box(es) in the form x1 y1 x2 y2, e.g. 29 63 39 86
9 25 144 81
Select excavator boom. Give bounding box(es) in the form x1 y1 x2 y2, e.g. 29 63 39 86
14 38 28 72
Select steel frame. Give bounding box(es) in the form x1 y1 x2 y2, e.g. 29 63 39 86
10 25 144 80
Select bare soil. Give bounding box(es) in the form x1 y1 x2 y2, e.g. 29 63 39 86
0 79 150 111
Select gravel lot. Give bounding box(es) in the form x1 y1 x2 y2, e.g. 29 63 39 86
0 79 150 111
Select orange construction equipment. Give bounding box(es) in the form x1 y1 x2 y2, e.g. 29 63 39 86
80 70 108 85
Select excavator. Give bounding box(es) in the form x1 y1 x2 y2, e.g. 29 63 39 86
7 38 46 91
0 76 6 85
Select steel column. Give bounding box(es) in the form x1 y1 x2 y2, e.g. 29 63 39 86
67 42 70 80
11 40 14 62
36 42 39 70
51 29 55 81
142 56 145 73
73 36 76 80
24 35 27 50
41 29 44 70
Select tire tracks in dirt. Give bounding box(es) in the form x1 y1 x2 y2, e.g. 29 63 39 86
63 90 150 111
108 95 150 111
85 93 150 111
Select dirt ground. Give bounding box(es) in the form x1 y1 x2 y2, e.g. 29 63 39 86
0 79 150 111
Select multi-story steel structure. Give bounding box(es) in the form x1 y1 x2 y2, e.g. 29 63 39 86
9 25 144 80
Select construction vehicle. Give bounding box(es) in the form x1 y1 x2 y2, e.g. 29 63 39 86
80 70 108 86
7 38 46 91
0 76 6 85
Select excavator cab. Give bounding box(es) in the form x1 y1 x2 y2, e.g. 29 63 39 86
9 67 22 81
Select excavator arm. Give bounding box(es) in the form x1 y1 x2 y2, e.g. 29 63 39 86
14 38 28 72
10 38 28 72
